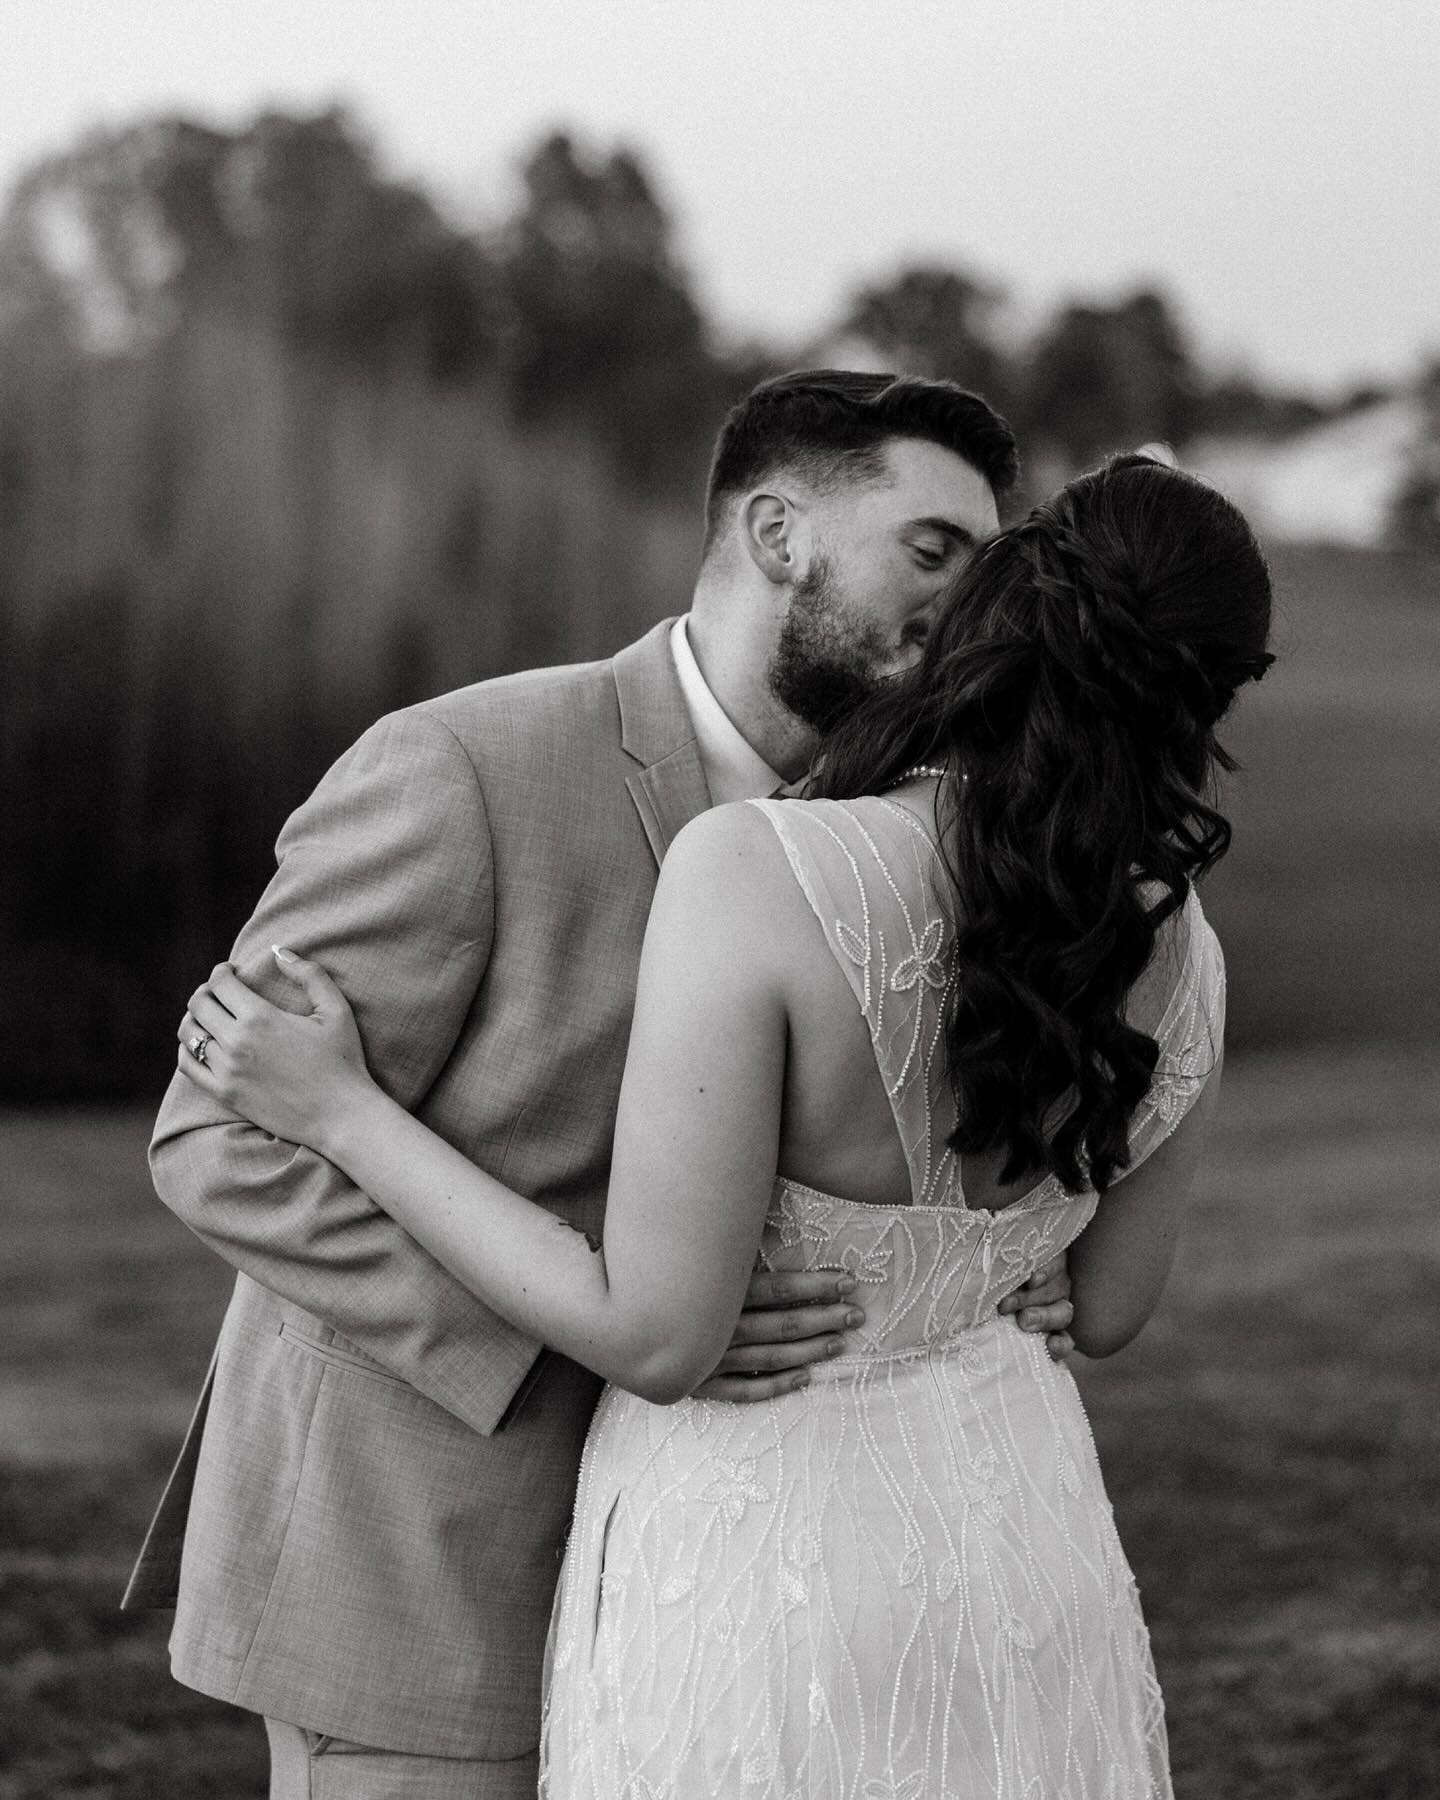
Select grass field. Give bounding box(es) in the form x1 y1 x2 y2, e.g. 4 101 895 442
3 1051 1439 1799
1206 546 1440 1055
3 542 1437 1797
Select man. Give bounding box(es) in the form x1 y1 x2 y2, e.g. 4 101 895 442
126 369 1073 1797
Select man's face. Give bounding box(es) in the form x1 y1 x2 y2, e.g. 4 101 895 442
766 437 1000 733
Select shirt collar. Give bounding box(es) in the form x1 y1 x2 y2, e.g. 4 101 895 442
669 617 783 806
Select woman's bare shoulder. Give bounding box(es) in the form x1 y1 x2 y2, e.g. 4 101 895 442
662 798 790 884
650 802 821 967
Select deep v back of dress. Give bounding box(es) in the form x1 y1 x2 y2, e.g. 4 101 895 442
541 794 1223 1800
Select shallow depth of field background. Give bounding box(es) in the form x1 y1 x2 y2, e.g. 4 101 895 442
2 36 1438 1800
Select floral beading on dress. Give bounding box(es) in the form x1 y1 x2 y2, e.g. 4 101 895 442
541 794 1223 1800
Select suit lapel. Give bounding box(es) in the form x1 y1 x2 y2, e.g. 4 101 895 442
612 619 712 867
626 745 711 868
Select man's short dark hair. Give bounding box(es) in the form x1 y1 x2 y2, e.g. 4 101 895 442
703 368 1019 551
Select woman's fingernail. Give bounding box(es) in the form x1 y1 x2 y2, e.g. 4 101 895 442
837 1277 857 1295
793 1372 810 1389
845 1309 865 1328
272 945 296 964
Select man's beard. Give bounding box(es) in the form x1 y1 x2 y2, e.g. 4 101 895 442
766 554 894 735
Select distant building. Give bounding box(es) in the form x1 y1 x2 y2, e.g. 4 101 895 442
1188 394 1427 547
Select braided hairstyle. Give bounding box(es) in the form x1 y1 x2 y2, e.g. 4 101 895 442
814 453 1274 1193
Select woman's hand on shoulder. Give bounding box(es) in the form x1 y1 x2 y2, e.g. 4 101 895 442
176 950 376 1155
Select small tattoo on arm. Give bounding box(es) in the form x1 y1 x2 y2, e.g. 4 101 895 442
556 1217 604 1256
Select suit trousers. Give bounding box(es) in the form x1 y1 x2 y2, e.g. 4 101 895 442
265 1719 538 1799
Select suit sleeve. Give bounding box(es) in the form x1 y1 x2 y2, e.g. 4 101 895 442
149 706 543 1435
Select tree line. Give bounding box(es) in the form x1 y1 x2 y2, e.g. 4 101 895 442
0 107 1426 1095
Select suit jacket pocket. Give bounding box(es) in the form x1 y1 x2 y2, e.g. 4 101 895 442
277 1320 414 1390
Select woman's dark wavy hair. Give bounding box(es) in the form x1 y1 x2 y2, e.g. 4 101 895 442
813 453 1274 1193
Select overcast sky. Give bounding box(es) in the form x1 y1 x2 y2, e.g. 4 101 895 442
4 0 1435 391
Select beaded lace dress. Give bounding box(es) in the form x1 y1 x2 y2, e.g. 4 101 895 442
540 794 1224 1800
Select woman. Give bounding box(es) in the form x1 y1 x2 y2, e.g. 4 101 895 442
178 453 1273 1797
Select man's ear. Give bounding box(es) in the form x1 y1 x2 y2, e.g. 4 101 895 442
739 491 797 586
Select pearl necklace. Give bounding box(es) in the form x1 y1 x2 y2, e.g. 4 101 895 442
884 763 967 795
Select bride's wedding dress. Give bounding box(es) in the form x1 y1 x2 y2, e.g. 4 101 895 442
541 795 1222 1799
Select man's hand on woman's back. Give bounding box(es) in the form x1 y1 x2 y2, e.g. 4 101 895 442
999 1253 1076 1362
693 1269 867 1401
694 1250 1075 1402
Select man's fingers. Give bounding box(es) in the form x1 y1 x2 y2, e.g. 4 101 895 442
1015 1299 1075 1335
727 1302 863 1347
711 1334 848 1377
691 1371 814 1404
742 1269 859 1310
998 1267 1072 1315
1016 1273 1070 1308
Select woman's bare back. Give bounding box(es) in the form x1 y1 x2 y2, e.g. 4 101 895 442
768 780 1192 1214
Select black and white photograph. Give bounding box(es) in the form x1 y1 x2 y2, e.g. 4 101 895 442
2 3 1437 1796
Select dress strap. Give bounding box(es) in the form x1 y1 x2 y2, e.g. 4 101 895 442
748 797 963 1207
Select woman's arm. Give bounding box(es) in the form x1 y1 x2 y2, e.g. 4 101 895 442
1065 1052 1222 1357
181 805 792 1405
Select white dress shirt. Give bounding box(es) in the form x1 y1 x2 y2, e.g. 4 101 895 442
669 617 783 806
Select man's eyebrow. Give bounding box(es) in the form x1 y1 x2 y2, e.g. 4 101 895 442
905 515 980 550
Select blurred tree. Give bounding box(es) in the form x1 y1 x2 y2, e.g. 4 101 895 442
839 263 1017 412
1388 468 1440 554
1387 362 1440 555
1193 373 1330 441
0 102 1379 1097
500 132 731 490
0 110 714 1099
1021 288 1202 469
0 109 505 380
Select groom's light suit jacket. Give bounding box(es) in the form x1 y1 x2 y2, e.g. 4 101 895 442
124 618 714 1759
